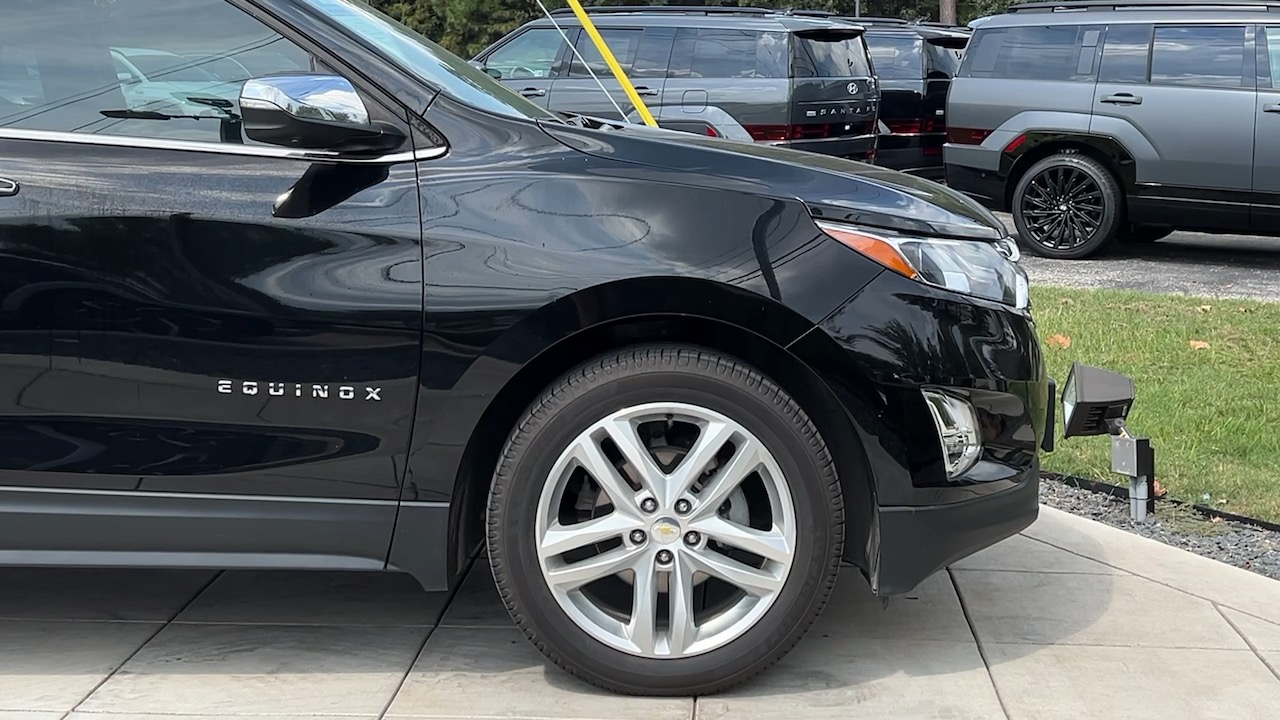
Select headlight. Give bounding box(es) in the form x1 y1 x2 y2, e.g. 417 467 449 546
817 220 1029 309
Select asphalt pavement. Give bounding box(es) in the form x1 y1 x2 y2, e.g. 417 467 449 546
992 212 1280 302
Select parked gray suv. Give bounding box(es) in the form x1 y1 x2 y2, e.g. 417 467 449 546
473 6 881 161
945 0 1280 258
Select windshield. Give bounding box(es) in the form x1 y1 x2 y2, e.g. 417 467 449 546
301 0 559 122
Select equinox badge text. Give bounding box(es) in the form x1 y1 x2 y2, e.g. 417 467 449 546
218 380 383 401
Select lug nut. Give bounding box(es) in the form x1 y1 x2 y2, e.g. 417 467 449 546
674 499 692 514
656 549 673 565
630 530 647 544
640 498 658 513
684 531 700 546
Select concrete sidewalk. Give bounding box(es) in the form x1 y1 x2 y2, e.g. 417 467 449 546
2 506 1279 720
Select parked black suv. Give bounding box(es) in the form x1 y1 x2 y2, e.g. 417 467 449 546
473 5 882 161
946 0 1280 258
856 19 970 178
0 0 1048 696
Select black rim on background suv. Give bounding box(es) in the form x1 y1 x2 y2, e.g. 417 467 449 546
1020 166 1104 250
1011 152 1123 260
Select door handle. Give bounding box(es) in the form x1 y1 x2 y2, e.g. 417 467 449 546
0 178 17 197
1265 103 1280 113
1101 93 1142 105
519 87 546 97
634 87 659 97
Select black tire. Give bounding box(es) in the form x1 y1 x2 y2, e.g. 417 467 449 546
486 345 844 696
1120 225 1173 244
1012 152 1123 259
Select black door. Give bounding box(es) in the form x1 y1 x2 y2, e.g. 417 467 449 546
0 0 425 567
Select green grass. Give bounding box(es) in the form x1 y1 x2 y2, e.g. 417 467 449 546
1032 286 1280 523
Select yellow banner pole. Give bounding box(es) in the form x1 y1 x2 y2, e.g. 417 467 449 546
563 0 659 128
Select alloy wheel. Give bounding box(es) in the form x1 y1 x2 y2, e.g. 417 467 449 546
534 402 796 659
1019 165 1106 250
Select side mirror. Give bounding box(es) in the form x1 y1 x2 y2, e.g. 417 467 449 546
469 60 502 79
240 74 403 153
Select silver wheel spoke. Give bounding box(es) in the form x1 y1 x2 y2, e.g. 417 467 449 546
685 546 784 597
668 419 734 503
544 544 646 592
567 434 640 516
540 512 640 559
602 417 667 501
626 552 659 655
667 554 697 656
692 438 764 520
691 515 790 564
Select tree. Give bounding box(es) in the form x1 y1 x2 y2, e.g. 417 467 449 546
367 0 1012 58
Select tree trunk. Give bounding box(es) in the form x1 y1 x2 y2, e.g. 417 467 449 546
940 0 957 24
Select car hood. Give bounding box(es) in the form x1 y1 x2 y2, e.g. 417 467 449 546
539 121 1007 241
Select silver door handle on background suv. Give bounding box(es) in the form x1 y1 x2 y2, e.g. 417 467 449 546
634 87 659 97
519 87 546 97
1265 103 1280 114
1101 93 1143 105
0 178 18 197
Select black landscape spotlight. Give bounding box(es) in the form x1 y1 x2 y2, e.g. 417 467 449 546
1061 362 1155 521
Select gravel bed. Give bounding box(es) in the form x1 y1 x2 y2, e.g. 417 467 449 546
1039 476 1280 581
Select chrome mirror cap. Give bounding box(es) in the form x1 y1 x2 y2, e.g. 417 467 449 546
241 74 370 126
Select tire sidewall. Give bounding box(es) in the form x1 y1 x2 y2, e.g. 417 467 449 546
488 353 841 693
1013 153 1122 260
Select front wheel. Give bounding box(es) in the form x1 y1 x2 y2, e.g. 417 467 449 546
1013 153 1123 259
486 346 844 696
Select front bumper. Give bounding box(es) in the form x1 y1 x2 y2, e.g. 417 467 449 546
878 465 1039 594
790 268 1049 594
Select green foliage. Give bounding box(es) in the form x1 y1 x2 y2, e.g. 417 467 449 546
368 0 1012 59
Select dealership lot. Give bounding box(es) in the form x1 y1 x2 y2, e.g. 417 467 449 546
997 213 1280 301
3 507 1279 720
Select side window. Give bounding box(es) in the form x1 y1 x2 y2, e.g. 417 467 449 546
0 0 319 144
674 29 787 79
0 47 42 107
1260 26 1280 89
485 29 565 80
1099 24 1152 83
961 25 1099 81
569 29 642 78
1150 25 1249 88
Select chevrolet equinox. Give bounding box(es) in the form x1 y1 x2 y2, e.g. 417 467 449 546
0 0 1050 696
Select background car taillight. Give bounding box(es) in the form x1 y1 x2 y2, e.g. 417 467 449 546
946 127 992 145
882 118 940 135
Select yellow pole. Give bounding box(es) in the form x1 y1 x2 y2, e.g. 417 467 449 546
563 0 659 128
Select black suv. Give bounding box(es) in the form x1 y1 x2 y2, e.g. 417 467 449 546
857 19 970 178
946 0 1280 258
0 0 1048 696
473 6 881 161
791 13 972 178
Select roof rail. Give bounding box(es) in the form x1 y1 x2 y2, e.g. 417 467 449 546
783 8 838 16
547 5 775 17
834 15 912 23
1008 0 1280 12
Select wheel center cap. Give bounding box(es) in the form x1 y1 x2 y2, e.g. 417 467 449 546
651 518 681 545
1058 204 1068 211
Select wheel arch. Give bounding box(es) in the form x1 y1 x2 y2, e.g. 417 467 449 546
1000 133 1138 212
390 276 878 592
